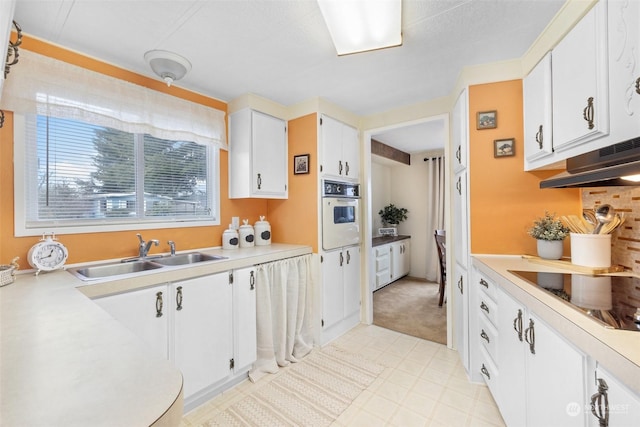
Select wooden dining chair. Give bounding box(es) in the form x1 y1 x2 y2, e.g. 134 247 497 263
434 229 446 307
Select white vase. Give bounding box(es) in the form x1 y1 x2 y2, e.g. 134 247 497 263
537 239 563 260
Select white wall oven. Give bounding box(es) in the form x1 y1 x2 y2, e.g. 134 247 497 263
322 180 360 250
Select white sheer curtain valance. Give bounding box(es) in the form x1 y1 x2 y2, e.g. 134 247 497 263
1 50 227 149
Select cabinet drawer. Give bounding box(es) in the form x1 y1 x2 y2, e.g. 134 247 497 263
376 270 390 288
478 346 499 397
476 273 497 301
478 314 498 363
478 293 498 327
376 255 390 272
375 245 390 257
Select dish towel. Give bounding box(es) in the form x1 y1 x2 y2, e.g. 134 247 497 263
249 254 317 382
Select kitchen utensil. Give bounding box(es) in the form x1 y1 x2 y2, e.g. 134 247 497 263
582 209 596 226
593 204 615 234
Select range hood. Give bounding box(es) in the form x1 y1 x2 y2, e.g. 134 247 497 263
540 137 640 188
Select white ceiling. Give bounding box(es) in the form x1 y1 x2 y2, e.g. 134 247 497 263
13 0 566 152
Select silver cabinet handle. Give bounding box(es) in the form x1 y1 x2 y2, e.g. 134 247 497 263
345 161 350 176
513 309 523 342
250 270 255 290
590 378 609 427
257 173 262 190
455 146 461 163
479 278 488 288
480 301 489 314
524 318 535 354
339 251 344 267
480 364 491 380
456 176 462 195
457 276 463 294
176 286 183 311
480 329 490 344
635 77 639 95
338 160 343 175
583 96 595 129
346 250 351 264
155 291 163 318
535 125 543 149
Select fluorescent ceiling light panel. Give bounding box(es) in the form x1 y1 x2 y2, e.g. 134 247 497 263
317 0 402 55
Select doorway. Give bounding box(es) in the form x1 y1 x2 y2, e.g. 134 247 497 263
363 114 451 346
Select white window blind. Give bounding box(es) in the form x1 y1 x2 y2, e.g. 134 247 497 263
19 114 217 234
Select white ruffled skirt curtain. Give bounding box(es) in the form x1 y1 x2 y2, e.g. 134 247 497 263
249 254 316 382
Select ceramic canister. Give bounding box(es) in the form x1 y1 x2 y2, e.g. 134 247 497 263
222 225 239 250
254 215 271 246
239 219 255 248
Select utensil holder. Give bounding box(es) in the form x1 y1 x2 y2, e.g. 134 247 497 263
570 233 611 268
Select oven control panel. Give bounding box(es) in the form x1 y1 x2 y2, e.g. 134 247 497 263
323 180 360 197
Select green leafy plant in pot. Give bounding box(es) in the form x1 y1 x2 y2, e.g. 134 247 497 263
527 211 570 260
379 204 408 227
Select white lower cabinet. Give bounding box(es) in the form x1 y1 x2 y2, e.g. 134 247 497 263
322 246 360 342
390 239 410 281
93 267 256 405
589 365 640 426
373 244 391 290
172 273 232 399
497 287 586 427
454 262 469 371
93 284 169 359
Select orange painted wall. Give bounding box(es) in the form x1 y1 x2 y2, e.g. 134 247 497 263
0 36 267 267
468 80 582 255
268 114 319 252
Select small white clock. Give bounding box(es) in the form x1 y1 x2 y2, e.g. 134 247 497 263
27 233 69 275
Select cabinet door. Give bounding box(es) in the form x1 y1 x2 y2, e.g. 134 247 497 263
390 242 401 282
526 313 586 427
251 110 287 197
233 266 257 372
496 288 527 427
552 1 609 152
524 52 554 169
322 249 344 330
400 240 411 277
343 246 361 318
590 365 640 427
93 285 168 360
607 0 640 145
454 262 469 370
173 273 232 399
452 89 468 173
341 123 360 179
321 115 344 178
453 170 468 269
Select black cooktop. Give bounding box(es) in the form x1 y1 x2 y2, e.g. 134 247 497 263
509 270 640 332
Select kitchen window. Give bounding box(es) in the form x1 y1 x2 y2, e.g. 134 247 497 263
14 114 219 236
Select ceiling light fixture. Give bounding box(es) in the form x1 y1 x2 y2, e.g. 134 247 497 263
317 0 402 56
144 50 192 87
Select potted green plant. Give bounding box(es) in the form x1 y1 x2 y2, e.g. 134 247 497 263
527 211 570 260
379 204 408 227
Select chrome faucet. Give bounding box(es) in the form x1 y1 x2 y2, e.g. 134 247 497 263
168 240 176 256
136 233 159 258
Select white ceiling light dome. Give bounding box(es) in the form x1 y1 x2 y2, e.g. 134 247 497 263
144 50 192 87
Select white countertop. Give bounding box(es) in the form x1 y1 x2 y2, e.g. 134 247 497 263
0 244 312 427
473 255 640 394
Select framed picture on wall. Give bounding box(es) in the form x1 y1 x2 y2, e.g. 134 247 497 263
294 154 310 174
494 138 515 157
477 110 497 129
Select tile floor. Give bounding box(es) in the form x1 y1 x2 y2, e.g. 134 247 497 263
181 324 506 427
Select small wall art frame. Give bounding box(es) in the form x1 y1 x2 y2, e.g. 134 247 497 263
477 110 497 129
494 138 515 158
294 154 310 174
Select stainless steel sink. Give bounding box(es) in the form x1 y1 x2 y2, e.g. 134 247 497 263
70 261 163 280
153 252 227 266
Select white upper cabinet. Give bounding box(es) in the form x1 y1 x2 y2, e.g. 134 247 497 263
452 89 468 173
524 53 555 170
552 1 609 153
607 0 640 144
320 115 360 181
229 108 288 199
0 0 17 98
